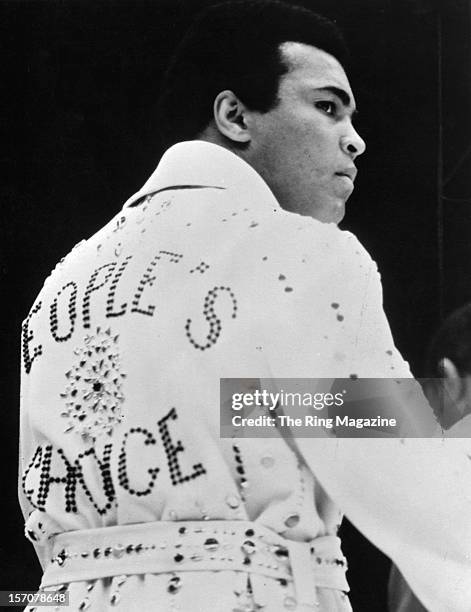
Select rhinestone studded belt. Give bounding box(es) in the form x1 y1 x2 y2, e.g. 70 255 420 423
42 520 349 609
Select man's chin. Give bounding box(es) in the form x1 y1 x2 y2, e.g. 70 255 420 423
314 201 345 224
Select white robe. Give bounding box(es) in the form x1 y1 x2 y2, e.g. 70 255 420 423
19 141 471 611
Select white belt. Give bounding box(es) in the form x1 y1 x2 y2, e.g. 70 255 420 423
42 520 349 610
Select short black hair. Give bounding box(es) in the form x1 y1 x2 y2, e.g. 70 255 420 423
427 303 471 378
155 0 348 148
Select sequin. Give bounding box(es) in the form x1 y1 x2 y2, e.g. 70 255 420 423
260 456 275 468
113 215 127 232
167 575 181 594
110 591 121 606
116 575 127 587
284 514 300 528
204 537 219 551
241 540 256 555
27 529 38 541
225 494 241 509
113 544 125 558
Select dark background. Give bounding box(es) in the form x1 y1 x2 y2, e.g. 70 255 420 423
2 0 470 609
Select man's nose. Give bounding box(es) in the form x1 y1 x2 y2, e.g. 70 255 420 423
340 125 366 159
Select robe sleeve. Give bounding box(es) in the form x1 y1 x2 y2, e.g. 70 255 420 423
266 229 471 611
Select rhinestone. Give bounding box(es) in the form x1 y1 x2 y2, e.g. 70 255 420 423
167 576 181 594
284 515 300 528
284 596 297 609
56 554 65 566
78 599 91 611
245 529 255 537
203 538 219 552
27 529 38 541
225 495 240 509
260 455 275 468
116 575 127 587
113 544 125 558
178 526 186 535
86 582 95 592
93 548 101 558
110 591 121 606
241 540 256 555
174 553 184 563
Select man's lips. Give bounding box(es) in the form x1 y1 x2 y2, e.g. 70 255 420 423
335 167 357 182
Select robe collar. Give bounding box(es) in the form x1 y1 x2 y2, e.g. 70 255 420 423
123 140 280 212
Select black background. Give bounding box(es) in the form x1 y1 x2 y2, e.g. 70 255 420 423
2 0 470 610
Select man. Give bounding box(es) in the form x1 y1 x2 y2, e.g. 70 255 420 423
19 2 471 611
389 302 471 612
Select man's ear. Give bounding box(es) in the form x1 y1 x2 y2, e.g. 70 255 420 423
213 90 251 143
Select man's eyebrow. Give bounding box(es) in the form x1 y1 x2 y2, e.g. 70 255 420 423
314 86 358 115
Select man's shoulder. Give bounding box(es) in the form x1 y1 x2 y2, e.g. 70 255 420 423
257 207 375 272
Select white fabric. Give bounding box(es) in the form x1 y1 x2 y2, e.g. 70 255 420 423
19 141 471 611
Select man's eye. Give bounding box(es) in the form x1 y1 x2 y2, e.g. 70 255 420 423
315 101 337 115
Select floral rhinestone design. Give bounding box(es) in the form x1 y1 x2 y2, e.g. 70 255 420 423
60 327 125 442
